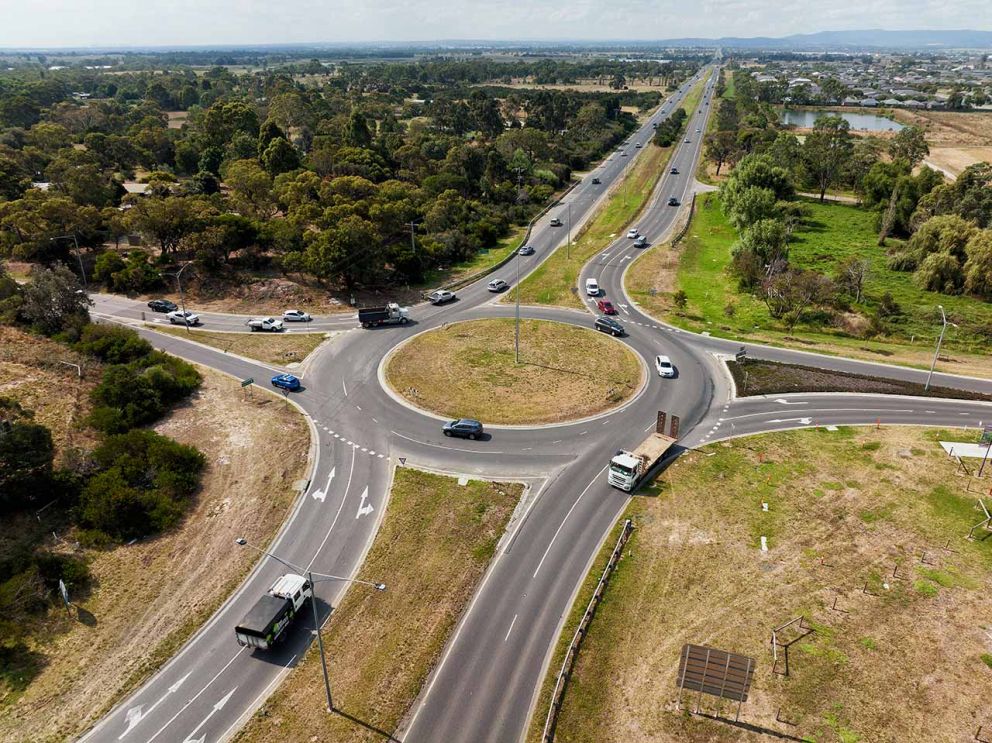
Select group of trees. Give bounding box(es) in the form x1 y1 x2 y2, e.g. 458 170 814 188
652 107 688 147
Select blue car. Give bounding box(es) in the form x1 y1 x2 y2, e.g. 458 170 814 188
270 374 301 392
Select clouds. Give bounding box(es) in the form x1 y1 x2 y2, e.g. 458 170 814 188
0 0 988 47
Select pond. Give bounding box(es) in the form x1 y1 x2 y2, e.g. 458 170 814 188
780 109 904 132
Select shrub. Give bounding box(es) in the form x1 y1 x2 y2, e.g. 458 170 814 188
75 324 152 364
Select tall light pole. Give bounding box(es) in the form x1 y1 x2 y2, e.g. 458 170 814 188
514 247 521 364
161 261 193 333
50 234 86 291
924 305 953 391
235 538 385 713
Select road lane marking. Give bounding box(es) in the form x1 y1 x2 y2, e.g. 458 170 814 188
356 487 373 518
306 446 356 571
181 687 237 743
504 614 518 642
533 465 609 579
118 672 192 739
342 379 348 396
311 467 335 503
390 429 505 454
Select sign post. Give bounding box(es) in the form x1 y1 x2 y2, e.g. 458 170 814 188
979 424 992 478
58 579 71 616
241 377 254 399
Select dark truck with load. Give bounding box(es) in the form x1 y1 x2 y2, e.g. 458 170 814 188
358 302 410 328
234 573 312 650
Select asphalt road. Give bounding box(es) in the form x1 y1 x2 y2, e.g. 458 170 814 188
78 65 992 743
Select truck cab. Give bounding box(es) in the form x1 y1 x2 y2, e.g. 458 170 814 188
235 573 312 650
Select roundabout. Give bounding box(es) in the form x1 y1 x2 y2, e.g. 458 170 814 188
382 318 645 425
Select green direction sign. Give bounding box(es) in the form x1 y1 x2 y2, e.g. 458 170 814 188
241 377 254 388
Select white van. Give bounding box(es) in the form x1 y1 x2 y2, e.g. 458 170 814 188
585 278 600 296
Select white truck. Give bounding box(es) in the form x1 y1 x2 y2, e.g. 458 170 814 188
608 430 677 492
246 317 285 332
234 573 312 650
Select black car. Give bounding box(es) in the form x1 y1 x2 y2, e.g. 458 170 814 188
442 418 484 440
668 196 681 207
147 299 178 313
595 316 625 337
591 177 601 184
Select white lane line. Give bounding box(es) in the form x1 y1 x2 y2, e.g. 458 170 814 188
723 407 916 421
306 446 357 572
504 614 518 642
372 417 379 424
390 429 505 454
533 465 609 579
579 431 588 436
355 405 362 411
342 379 348 396
145 647 247 743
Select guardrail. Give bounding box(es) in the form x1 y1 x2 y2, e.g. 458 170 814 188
671 192 697 248
541 518 635 742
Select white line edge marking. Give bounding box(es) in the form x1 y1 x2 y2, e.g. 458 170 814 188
504 614 518 642
533 464 609 579
306 446 356 572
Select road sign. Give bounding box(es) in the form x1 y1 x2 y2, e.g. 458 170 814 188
58 579 69 607
981 424 992 445
241 378 254 388
735 347 747 364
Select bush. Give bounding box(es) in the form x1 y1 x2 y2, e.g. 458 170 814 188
74 324 152 364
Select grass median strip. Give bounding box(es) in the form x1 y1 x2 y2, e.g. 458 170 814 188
529 426 992 743
385 318 643 425
237 468 523 743
146 325 330 366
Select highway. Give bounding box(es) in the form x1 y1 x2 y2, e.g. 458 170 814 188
78 65 992 743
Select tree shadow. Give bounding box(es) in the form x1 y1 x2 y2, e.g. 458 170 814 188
332 706 401 742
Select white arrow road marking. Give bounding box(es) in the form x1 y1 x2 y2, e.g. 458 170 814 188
181 687 237 743
356 487 373 518
774 399 808 405
311 467 335 502
768 417 813 425
118 672 192 738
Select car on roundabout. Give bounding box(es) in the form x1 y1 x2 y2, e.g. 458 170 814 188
597 299 617 315
488 278 509 292
594 316 625 337
282 309 312 322
270 373 301 392
655 355 676 378
428 289 457 305
147 298 178 313
442 418 484 440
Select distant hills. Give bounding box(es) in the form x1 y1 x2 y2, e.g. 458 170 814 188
657 29 992 50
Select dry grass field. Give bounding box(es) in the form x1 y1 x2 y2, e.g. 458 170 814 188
148 324 331 366
531 426 992 743
384 318 644 424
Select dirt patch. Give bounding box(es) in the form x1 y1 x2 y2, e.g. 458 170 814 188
925 146 992 178
727 358 992 401
892 109 992 148
385 318 644 425
147 324 332 367
0 369 310 743
237 468 523 743
538 427 992 742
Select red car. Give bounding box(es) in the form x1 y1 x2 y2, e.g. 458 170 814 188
597 300 617 315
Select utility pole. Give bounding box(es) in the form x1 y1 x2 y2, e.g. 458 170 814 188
514 248 521 364
408 220 418 254
50 234 86 291
924 305 951 392
162 262 193 333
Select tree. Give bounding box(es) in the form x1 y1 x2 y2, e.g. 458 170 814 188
127 196 212 256
762 269 834 332
261 137 300 175
914 251 964 294
302 215 380 289
18 263 90 336
346 110 373 148
202 101 259 148
609 73 626 90
963 229 992 298
835 257 870 302
801 115 853 201
0 404 54 513
889 125 929 168
724 186 779 232
45 149 120 207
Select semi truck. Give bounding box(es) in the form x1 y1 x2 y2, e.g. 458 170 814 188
607 417 677 492
234 573 312 650
358 302 410 328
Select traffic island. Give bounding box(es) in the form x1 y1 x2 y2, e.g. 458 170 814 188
383 318 644 425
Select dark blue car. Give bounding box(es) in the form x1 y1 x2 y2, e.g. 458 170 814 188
271 374 301 392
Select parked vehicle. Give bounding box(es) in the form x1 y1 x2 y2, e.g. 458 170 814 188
595 316 625 337
234 574 312 650
167 310 200 326
428 290 456 305
282 309 312 322
608 430 677 492
442 418 484 440
518 245 535 256
597 299 617 315
668 196 681 207
247 317 285 332
488 279 509 292
585 278 600 296
147 299 177 313
655 355 675 377
270 373 301 392
549 217 562 227
358 302 409 328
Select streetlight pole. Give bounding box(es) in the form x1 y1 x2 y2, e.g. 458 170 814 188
514 248 521 364
235 538 385 713
50 234 86 291
162 261 193 333
924 305 949 392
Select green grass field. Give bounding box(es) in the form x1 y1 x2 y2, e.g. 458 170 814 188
666 193 992 366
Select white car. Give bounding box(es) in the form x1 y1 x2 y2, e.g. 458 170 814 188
655 355 675 378
282 309 312 322
167 310 200 326
549 217 562 227
488 279 509 292
428 289 456 305
626 228 639 239
247 317 284 332
635 142 642 148
585 278 600 296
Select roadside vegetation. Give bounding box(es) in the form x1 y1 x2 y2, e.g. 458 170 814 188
512 75 708 309
149 324 331 366
237 468 524 743
385 319 643 424
530 426 992 743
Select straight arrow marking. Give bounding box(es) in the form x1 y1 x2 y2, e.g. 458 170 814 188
769 417 813 425
119 672 192 739
774 399 808 405
182 688 237 743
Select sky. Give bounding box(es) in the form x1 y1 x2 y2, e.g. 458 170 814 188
0 0 989 48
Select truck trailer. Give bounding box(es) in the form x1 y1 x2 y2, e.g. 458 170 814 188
358 302 410 328
608 415 678 492
234 573 312 650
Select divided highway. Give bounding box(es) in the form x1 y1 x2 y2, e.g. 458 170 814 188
79 66 992 743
